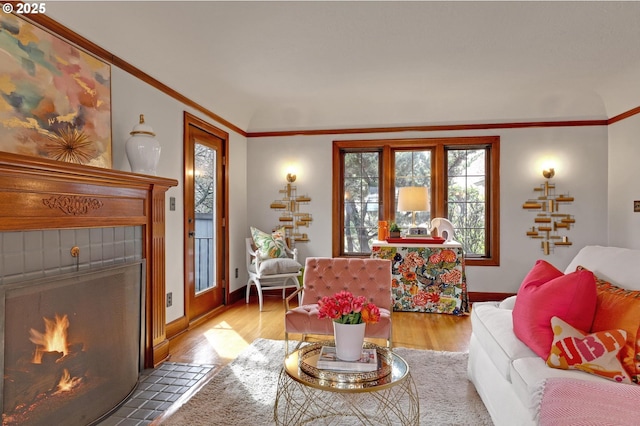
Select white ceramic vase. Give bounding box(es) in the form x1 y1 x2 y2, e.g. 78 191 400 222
126 114 161 175
333 321 366 361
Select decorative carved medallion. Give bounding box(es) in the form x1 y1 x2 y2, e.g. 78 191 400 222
43 195 104 215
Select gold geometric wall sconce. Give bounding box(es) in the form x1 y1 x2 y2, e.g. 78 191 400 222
270 177 312 244
522 171 574 255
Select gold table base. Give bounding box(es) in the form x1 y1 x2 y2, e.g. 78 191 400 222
274 343 419 425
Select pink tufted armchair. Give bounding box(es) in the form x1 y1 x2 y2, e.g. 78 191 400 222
284 257 392 353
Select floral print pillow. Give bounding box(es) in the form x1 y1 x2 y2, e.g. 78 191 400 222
251 227 288 259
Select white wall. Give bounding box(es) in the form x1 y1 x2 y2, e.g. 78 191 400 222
108 57 615 311
105 60 627 315
246 136 333 260
247 125 608 294
608 114 640 248
111 67 248 323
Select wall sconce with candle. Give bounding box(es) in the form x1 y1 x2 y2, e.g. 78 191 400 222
522 167 574 255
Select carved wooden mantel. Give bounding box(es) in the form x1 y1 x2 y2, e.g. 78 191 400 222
0 152 178 368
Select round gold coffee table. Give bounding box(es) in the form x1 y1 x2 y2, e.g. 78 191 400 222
274 342 419 425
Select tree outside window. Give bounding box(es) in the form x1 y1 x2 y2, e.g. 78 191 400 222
333 136 499 266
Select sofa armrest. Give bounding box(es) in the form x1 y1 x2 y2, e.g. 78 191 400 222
499 295 517 310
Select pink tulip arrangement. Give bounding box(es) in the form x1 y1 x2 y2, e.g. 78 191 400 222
317 290 381 324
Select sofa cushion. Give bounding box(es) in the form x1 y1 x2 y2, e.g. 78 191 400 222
547 316 630 383
471 301 537 381
249 258 302 275
510 355 613 415
513 263 597 359
498 295 517 310
588 274 640 384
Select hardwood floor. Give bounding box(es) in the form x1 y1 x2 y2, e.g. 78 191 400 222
167 294 472 368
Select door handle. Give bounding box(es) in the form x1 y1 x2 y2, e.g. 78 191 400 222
188 231 195 237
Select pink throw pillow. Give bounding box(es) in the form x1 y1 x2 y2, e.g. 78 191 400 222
519 259 564 286
512 261 597 359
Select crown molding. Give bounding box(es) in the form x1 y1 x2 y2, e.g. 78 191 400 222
18 9 640 140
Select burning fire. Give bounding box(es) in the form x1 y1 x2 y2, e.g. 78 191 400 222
26 314 84 395
29 314 70 363
56 368 81 392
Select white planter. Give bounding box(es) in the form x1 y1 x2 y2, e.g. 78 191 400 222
333 321 366 361
125 114 161 175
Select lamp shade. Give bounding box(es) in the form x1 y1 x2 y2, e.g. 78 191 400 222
397 186 429 212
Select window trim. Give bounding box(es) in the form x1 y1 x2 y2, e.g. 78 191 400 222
332 136 500 266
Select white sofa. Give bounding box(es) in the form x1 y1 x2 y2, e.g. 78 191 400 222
468 246 640 425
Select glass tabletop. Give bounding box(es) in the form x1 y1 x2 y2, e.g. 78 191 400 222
283 341 410 393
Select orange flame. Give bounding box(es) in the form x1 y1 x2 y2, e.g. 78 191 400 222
57 369 74 392
29 314 70 364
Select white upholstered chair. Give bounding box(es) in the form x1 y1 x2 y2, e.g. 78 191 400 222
245 238 302 311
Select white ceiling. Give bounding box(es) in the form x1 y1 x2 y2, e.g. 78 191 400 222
46 1 640 133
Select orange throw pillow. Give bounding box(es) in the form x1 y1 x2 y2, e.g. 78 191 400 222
547 316 631 383
589 273 640 384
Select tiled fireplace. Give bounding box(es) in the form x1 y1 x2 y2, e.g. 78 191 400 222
0 152 177 425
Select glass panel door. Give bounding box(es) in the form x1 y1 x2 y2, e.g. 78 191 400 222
194 143 216 294
185 119 225 321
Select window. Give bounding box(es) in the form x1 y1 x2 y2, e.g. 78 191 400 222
332 136 500 266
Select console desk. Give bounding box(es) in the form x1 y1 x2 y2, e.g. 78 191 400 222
371 240 468 315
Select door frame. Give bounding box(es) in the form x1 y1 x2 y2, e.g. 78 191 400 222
183 111 230 324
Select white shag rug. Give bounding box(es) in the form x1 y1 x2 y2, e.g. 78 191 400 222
159 338 492 425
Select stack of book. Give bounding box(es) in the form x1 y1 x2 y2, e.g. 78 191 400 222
316 346 378 372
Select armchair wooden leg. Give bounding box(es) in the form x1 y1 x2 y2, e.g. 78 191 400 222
284 332 307 355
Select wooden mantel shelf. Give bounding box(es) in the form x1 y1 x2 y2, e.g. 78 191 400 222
0 152 178 367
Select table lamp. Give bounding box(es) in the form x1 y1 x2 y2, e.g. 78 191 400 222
397 186 429 235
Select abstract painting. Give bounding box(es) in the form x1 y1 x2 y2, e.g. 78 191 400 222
0 14 111 167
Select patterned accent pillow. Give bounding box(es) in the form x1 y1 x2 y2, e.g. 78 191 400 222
250 227 288 259
547 316 631 383
577 265 640 384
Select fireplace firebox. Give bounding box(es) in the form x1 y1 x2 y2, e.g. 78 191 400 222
1 262 145 425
